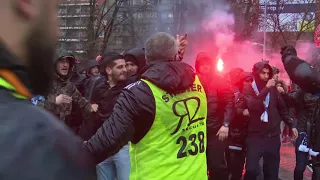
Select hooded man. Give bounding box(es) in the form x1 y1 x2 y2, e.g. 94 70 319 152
240 61 297 180
281 45 320 179
86 60 100 77
41 52 98 124
226 68 251 180
124 47 146 77
195 52 235 180
0 0 95 179
84 32 208 180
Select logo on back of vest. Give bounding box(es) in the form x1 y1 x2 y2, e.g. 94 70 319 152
171 97 205 135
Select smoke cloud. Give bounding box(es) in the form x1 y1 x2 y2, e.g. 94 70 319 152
178 0 317 85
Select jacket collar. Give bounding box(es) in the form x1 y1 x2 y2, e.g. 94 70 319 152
0 41 32 98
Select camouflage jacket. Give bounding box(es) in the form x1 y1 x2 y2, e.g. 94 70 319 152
41 78 92 122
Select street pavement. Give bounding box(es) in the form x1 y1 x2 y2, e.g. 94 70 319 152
279 143 312 180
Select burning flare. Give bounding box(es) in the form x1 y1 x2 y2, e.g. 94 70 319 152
217 58 224 72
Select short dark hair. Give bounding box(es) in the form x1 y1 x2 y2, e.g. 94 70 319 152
99 53 124 74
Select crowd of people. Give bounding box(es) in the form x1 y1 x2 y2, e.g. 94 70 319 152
1 1 320 180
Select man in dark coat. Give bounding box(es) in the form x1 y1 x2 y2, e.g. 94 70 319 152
241 61 296 180
195 52 235 180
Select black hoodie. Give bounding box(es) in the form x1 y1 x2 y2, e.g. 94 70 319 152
84 60 196 163
194 52 235 146
239 62 293 137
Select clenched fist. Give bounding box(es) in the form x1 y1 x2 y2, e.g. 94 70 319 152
266 79 276 88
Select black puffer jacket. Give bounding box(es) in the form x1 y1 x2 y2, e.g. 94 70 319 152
283 88 315 132
84 60 197 163
281 45 320 94
0 42 95 179
195 53 235 146
281 45 320 150
239 62 293 137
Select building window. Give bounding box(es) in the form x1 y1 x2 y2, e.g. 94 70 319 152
75 19 82 26
60 19 67 26
76 7 81 14
75 43 84 50
82 6 91 14
80 31 87 38
60 30 66 38
58 8 67 15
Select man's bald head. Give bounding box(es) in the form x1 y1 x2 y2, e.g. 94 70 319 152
0 0 60 95
145 32 178 63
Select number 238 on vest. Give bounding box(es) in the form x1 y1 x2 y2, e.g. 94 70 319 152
130 75 208 180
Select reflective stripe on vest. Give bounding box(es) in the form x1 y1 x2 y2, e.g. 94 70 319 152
0 77 27 99
130 75 208 180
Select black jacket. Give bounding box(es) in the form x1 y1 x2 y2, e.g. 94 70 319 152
239 62 293 137
194 53 234 145
0 43 95 179
79 75 129 140
200 74 235 145
283 89 313 132
281 45 320 150
84 60 197 163
229 72 251 148
281 45 320 94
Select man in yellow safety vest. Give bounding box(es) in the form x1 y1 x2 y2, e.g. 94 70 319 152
85 32 208 180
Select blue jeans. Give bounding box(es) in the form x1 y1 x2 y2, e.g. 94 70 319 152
294 133 310 180
97 144 130 180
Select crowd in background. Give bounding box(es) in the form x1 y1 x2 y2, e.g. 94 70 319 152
29 31 318 180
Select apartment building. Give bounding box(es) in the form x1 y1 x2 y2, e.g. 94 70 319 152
57 0 93 59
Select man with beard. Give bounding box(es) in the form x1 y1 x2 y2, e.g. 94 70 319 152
84 32 208 180
41 53 98 125
195 52 235 180
95 54 130 180
241 61 297 180
79 53 128 140
77 53 129 180
0 0 95 179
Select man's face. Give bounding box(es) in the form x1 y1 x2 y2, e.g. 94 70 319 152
90 66 100 76
56 58 70 76
273 73 279 81
24 0 60 95
199 64 212 75
259 68 270 82
126 61 138 76
106 59 127 83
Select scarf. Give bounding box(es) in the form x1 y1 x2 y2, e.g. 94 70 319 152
298 132 319 156
252 80 270 123
31 95 45 105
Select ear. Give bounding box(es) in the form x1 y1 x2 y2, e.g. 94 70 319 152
15 0 36 20
105 67 112 75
